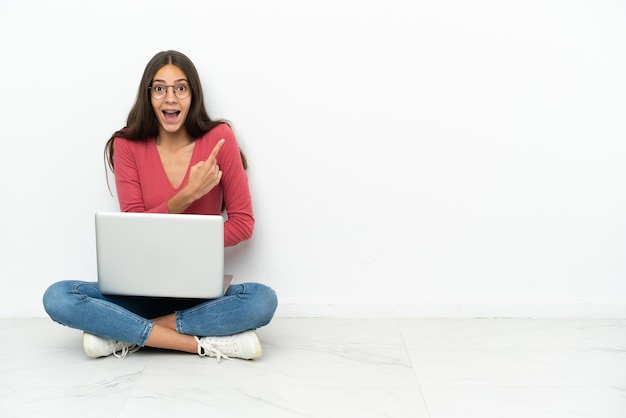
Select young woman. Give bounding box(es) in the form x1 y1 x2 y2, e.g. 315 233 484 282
43 50 277 361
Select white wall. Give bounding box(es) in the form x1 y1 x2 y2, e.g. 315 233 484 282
1 0 625 318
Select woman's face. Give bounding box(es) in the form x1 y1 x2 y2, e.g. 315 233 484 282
150 64 192 136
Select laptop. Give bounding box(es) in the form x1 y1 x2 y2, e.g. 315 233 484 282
95 212 231 299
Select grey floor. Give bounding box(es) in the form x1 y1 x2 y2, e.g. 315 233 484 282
1 317 625 417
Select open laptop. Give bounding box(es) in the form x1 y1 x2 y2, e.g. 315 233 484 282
95 212 231 299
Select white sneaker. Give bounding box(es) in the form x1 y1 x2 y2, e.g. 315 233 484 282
194 330 262 362
83 332 140 359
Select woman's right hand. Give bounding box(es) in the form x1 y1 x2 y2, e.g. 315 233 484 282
186 139 225 200
166 139 225 213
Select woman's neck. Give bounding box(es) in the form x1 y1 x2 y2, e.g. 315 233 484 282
156 129 192 149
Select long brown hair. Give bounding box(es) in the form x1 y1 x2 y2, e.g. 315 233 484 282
104 50 247 173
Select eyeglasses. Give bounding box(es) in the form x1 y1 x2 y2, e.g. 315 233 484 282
149 82 191 100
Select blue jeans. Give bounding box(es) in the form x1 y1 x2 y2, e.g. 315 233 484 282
43 281 278 346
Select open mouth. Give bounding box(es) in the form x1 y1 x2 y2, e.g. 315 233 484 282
162 110 181 122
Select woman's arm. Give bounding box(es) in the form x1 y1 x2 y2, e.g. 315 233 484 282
216 127 254 246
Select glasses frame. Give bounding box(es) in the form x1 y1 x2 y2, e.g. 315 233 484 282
149 83 192 100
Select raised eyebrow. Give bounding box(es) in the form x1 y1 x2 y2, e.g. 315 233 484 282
151 78 189 84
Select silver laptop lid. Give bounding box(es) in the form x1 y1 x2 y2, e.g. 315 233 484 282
95 212 224 299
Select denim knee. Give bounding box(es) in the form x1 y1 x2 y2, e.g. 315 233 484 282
248 282 278 328
42 280 73 323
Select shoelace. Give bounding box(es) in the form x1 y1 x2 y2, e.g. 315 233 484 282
195 336 235 363
200 344 231 363
113 343 140 359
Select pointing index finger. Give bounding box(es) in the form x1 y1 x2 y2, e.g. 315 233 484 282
208 139 225 161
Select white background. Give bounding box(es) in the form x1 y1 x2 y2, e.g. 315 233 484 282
1 0 625 317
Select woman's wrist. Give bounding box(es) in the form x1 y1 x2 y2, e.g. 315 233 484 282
167 188 196 214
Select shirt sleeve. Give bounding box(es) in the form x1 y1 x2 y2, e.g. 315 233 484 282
113 138 170 213
112 138 145 212
217 125 255 247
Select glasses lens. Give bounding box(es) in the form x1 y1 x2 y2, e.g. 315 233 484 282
150 84 166 99
174 84 190 99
